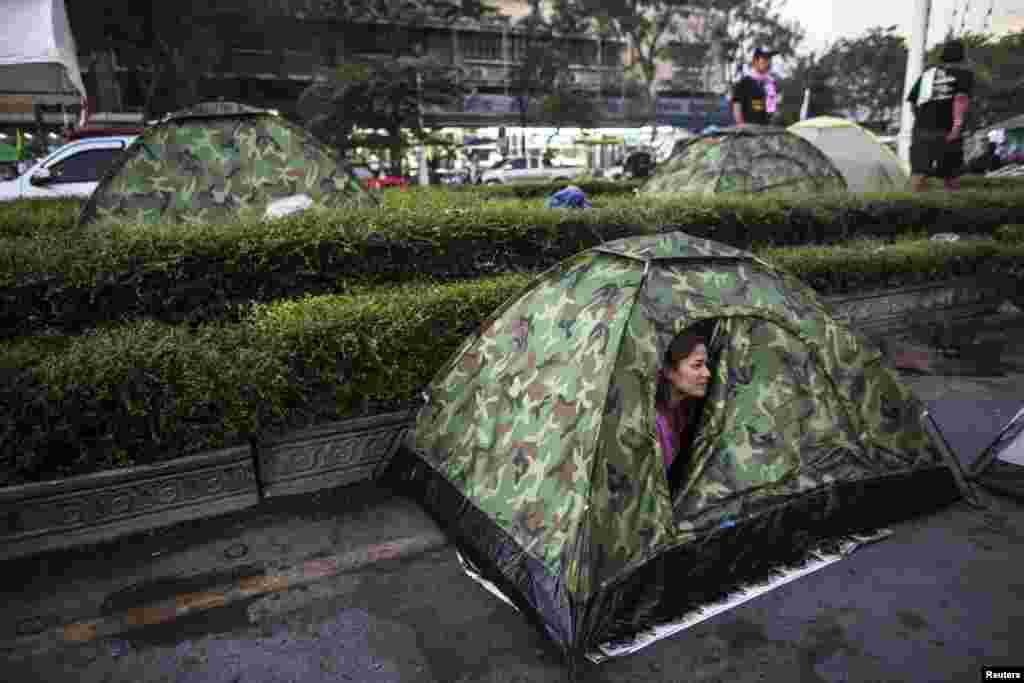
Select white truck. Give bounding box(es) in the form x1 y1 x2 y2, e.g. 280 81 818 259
479 156 586 185
0 136 136 201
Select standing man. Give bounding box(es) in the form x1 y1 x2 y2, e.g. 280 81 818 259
906 39 974 192
731 47 778 126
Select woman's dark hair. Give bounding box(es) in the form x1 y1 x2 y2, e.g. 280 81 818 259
655 330 708 408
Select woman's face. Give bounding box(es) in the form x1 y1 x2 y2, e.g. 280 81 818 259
666 343 711 400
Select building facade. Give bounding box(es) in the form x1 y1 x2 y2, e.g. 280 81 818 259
4 0 730 136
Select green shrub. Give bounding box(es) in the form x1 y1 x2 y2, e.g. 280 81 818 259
5 234 1024 486
995 224 1024 243
5 184 1024 338
0 273 531 486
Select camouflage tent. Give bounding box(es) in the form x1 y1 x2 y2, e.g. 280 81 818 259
389 232 961 665
79 101 376 225
641 125 847 196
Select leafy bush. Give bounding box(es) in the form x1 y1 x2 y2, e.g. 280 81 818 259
4 235 1023 486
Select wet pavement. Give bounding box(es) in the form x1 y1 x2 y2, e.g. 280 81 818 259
1 328 1022 682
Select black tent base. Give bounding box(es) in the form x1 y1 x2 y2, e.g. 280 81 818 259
977 459 1024 501
383 448 962 676
585 466 961 652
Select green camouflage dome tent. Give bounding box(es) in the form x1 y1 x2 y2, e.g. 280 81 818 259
788 117 910 193
388 231 962 668
642 125 847 196
79 101 376 225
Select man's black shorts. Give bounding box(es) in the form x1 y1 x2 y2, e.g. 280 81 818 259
910 129 964 178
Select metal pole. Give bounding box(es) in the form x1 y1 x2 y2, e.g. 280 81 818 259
898 0 932 166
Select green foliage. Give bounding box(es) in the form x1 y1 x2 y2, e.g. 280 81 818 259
5 230 1022 486
814 26 908 130
0 198 82 238
995 224 1024 244
682 0 806 82
0 274 530 486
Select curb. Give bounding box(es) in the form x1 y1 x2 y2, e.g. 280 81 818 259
0 530 449 660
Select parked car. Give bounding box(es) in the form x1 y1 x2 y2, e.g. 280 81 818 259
350 164 409 190
479 156 586 184
0 136 136 201
437 168 471 185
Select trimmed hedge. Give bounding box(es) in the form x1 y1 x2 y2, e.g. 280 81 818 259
4 235 1024 487
5 186 1024 337
1 274 529 486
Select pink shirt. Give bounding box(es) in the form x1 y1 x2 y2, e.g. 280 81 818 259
656 403 689 472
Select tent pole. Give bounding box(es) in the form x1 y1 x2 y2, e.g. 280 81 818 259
920 410 985 508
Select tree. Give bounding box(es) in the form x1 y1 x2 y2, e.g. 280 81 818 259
299 57 464 173
300 0 496 173
578 0 804 134
675 0 805 90
578 0 692 117
773 52 838 125
816 26 908 129
506 4 571 152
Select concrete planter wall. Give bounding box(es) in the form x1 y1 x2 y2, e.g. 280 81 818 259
823 277 1007 338
0 446 257 562
255 410 417 499
0 278 1015 562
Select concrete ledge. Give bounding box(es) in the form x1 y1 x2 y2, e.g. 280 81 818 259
0 446 257 562
254 410 417 498
822 277 1007 339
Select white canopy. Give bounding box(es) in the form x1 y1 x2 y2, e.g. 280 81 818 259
0 0 86 106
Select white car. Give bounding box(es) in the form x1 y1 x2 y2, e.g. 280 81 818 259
480 156 586 184
0 136 136 201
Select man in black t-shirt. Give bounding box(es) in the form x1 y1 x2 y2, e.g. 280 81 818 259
906 39 974 191
731 47 778 126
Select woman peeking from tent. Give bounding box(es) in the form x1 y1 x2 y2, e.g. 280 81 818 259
655 328 712 493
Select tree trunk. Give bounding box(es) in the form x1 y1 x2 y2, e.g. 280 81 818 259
141 59 165 119
388 125 404 176
93 50 123 112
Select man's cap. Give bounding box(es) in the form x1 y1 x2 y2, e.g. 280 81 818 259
941 39 965 63
752 47 778 59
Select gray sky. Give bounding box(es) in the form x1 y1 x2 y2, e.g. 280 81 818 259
778 0 1024 55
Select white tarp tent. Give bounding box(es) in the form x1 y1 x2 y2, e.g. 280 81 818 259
789 117 909 193
0 0 86 107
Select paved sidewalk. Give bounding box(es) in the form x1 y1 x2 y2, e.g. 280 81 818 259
1 322 1021 668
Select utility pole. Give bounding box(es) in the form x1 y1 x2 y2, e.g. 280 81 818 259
898 0 932 166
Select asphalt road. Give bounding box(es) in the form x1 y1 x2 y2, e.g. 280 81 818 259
3 348 1023 683
5 478 1023 683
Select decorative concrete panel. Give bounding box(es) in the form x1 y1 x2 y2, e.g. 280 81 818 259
255 410 417 498
0 446 257 562
823 278 1002 337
